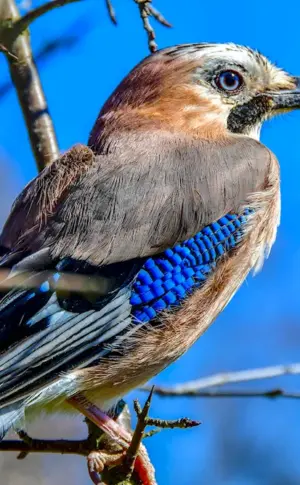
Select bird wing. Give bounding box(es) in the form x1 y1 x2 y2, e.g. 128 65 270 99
0 132 274 408
42 132 273 266
0 144 95 266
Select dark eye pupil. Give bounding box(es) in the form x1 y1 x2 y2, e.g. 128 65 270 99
224 73 237 86
216 70 243 92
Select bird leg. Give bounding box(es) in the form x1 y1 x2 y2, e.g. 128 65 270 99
67 394 157 485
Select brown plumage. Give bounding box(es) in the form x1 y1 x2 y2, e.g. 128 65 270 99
0 145 95 262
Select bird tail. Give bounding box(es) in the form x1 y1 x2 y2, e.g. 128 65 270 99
0 401 24 440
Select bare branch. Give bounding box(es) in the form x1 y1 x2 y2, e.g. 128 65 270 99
122 388 155 479
142 362 300 396
146 416 200 428
0 437 90 455
135 1 156 53
0 411 140 485
143 387 300 399
0 0 59 169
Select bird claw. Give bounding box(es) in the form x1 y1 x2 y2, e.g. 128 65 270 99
87 450 125 485
68 394 157 485
88 449 125 473
87 446 156 485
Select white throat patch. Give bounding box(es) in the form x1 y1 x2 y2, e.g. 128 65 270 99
246 123 262 140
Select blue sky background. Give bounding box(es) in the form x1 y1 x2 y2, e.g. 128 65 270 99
1 1 300 484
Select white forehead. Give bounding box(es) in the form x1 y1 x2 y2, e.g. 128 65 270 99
159 43 289 85
198 44 266 65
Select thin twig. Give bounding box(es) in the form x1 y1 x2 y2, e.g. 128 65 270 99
145 388 300 400
142 363 300 395
122 387 154 479
134 0 171 53
146 416 200 428
135 1 156 53
147 5 172 27
105 0 117 25
117 388 199 480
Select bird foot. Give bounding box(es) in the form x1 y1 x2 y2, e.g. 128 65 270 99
87 450 125 485
88 450 125 474
68 394 157 485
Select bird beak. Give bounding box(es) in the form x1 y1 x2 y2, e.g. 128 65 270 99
268 77 300 112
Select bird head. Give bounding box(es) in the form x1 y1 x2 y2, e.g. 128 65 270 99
90 43 300 148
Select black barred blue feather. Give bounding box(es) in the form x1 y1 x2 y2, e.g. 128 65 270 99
131 211 251 322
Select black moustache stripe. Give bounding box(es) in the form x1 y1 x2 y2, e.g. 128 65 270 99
227 96 271 133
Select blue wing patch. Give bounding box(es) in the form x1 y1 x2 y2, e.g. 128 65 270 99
131 211 251 322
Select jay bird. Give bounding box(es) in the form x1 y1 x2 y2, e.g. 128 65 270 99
0 42 299 483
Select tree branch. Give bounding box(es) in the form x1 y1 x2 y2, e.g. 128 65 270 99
122 390 154 478
0 437 89 455
142 362 300 396
0 0 59 170
145 387 300 399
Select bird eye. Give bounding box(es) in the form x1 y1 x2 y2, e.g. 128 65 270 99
215 70 244 93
